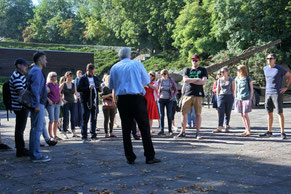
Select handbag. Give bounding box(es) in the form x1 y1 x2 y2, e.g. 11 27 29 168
18 89 33 109
102 98 115 109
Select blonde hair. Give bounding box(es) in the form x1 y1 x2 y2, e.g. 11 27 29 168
59 76 66 85
149 71 157 81
103 74 110 87
160 69 170 77
47 72 57 83
237 65 248 77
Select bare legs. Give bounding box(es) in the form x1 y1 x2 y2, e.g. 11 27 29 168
241 113 251 135
268 112 285 133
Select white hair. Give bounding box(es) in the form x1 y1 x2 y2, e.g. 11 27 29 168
118 47 131 59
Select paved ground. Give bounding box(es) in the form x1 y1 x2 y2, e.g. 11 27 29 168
1 106 291 194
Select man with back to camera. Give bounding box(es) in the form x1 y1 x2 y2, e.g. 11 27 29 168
259 53 291 140
177 54 208 140
27 51 51 162
9 58 30 157
109 47 161 164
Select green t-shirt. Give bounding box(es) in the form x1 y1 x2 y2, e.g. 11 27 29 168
235 76 252 100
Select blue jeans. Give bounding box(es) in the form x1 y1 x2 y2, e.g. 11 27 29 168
30 104 46 160
63 102 75 132
158 99 173 132
217 95 234 127
46 104 60 122
187 106 196 126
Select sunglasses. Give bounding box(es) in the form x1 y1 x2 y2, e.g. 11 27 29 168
267 58 275 60
52 75 57 77
150 74 155 77
162 73 167 75
192 60 198 62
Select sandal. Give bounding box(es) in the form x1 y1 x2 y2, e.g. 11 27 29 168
213 127 223 133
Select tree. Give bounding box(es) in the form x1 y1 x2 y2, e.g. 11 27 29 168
0 0 33 40
172 0 224 58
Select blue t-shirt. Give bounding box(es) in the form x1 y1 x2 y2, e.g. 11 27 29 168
264 64 287 94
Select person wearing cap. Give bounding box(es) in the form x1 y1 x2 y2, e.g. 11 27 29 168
109 47 161 164
9 58 30 157
178 54 208 139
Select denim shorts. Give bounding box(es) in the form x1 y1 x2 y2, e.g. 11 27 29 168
46 104 60 122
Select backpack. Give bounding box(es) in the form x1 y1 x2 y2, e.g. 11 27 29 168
2 81 12 121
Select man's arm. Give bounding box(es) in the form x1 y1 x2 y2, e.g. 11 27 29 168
195 77 207 85
29 72 41 111
77 77 90 93
183 75 201 84
280 71 291 93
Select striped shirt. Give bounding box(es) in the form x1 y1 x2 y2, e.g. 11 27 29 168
9 71 27 110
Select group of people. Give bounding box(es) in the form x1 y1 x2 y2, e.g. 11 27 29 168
211 53 291 140
1 49 290 164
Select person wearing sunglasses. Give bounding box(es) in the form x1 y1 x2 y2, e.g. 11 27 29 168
259 53 291 140
157 69 178 136
213 67 235 133
212 71 223 119
46 72 62 141
144 71 160 135
178 54 208 139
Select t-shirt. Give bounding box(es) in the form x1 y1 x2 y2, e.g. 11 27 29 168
47 82 60 103
235 76 252 100
88 77 97 104
264 64 287 94
218 77 233 95
183 66 208 97
9 71 26 110
159 79 171 99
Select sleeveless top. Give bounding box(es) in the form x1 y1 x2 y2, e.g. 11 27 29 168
218 77 233 95
63 82 75 103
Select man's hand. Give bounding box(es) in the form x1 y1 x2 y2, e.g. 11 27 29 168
34 107 40 113
89 85 95 89
280 87 288 94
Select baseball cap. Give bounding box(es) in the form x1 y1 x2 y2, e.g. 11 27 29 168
14 58 30 66
191 54 200 60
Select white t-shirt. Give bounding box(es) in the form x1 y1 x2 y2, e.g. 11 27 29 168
88 77 97 104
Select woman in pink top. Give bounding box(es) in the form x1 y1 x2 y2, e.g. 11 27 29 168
46 72 61 140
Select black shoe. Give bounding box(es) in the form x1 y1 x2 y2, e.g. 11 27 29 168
0 143 12 150
91 137 99 141
16 148 30 157
177 132 186 138
127 160 135 164
46 138 57 146
281 133 287 140
158 131 165 135
82 138 91 143
146 158 161 164
259 131 272 137
133 135 140 140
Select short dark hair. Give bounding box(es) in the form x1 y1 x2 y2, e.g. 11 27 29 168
86 63 95 70
33 51 46 63
268 53 276 59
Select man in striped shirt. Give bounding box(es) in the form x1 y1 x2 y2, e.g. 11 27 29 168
9 58 30 157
